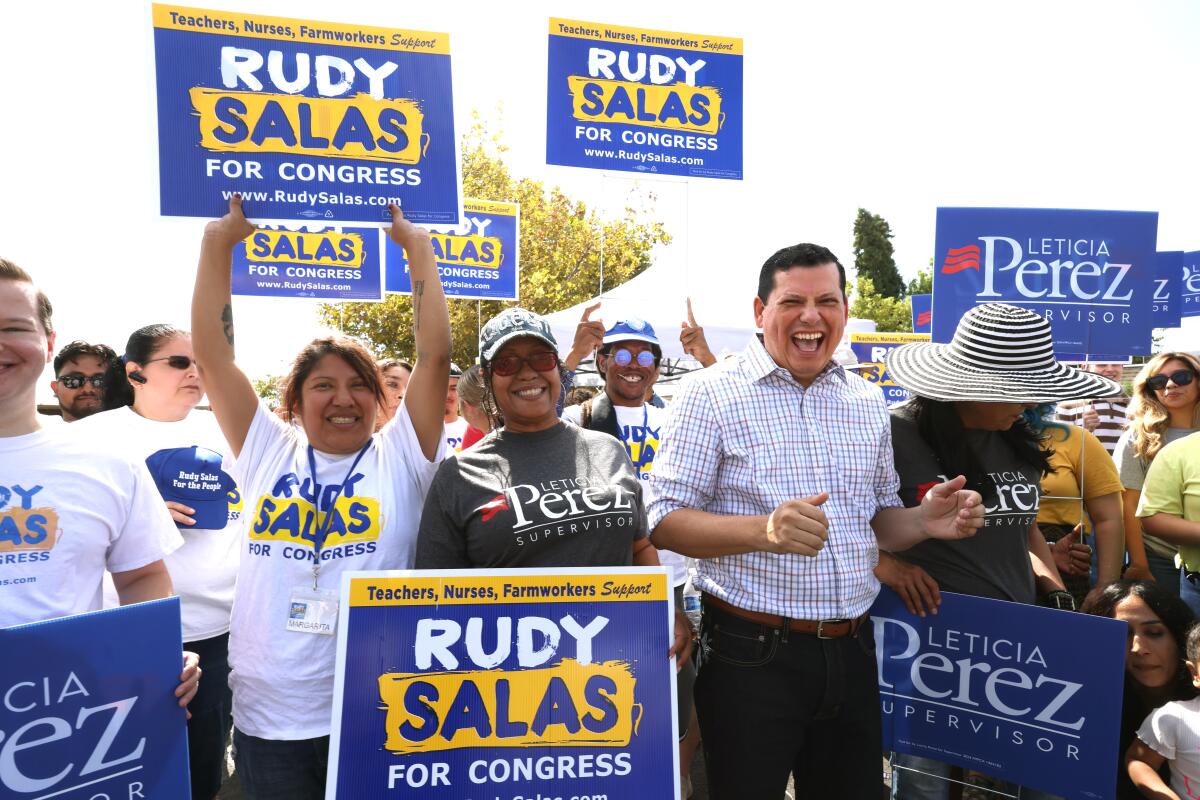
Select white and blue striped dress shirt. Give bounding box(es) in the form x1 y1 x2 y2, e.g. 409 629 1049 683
648 336 903 620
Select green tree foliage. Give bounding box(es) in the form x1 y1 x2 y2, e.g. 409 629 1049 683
849 276 911 332
319 115 670 366
252 374 284 406
907 268 932 295
852 208 904 299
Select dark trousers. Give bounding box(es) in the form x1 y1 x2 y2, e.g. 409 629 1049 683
232 729 330 800
186 632 232 800
695 603 885 799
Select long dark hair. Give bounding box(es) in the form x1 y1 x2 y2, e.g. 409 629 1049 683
907 396 1052 504
1081 580 1197 703
281 337 385 422
103 324 186 410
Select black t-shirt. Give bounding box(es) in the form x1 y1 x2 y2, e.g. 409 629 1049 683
889 404 1040 604
415 422 647 569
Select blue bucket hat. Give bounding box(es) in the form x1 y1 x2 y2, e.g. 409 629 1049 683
602 318 660 347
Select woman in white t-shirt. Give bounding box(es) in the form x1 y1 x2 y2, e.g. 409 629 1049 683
191 196 450 800
77 322 242 800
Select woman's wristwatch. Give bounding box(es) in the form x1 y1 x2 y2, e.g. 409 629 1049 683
1045 590 1077 611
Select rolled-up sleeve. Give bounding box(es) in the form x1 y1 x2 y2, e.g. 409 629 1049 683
874 412 904 513
648 379 718 530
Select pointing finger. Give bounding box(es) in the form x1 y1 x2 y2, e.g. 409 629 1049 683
686 297 697 326
581 302 601 322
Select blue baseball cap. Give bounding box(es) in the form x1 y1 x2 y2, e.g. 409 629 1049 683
603 318 660 347
144 446 237 530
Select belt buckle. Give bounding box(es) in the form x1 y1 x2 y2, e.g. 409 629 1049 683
816 618 849 639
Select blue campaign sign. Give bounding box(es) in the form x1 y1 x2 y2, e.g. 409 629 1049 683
911 294 932 333
1058 353 1131 364
1183 251 1200 318
1154 251 1183 328
152 5 461 225
232 226 382 301
932 208 1159 356
0 598 190 798
872 588 1126 800
386 199 520 301
546 18 743 180
327 569 678 799
849 332 930 405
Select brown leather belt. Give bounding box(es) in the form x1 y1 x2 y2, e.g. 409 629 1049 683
703 593 868 639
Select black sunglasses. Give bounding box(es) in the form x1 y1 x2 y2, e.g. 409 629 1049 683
490 351 560 377
57 374 105 390
144 355 195 370
1147 369 1196 392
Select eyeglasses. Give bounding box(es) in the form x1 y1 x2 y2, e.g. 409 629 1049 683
611 348 657 368
57 374 105 389
144 355 195 370
1147 369 1196 392
490 351 560 377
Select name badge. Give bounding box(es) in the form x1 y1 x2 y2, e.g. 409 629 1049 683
286 587 339 635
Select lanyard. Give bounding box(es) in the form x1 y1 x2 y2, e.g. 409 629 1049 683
619 404 652 472
306 439 372 588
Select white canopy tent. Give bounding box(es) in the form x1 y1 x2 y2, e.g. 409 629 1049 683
543 264 754 360
542 263 876 366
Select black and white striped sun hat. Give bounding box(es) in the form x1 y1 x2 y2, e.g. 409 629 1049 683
885 303 1122 403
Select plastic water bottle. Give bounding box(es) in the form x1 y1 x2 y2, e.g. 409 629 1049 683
682 570 702 630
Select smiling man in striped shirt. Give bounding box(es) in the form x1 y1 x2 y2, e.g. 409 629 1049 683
648 243 986 799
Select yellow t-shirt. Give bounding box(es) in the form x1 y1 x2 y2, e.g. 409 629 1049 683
1139 432 1200 571
1038 423 1123 531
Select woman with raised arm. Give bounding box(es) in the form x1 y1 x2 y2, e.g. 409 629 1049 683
191 196 450 800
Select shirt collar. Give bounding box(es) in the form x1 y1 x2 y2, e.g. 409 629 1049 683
743 335 846 387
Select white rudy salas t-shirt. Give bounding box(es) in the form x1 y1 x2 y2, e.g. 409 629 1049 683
0 428 181 627
229 403 443 740
562 400 686 584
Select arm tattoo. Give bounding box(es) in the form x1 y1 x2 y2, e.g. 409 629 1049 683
413 280 425 334
220 303 235 347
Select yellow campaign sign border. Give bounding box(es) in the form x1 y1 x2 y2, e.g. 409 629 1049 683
548 17 742 56
348 570 671 608
848 332 932 345
153 3 450 54
463 198 518 217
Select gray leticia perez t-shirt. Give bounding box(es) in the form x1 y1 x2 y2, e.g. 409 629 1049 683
415 422 648 569
889 405 1040 604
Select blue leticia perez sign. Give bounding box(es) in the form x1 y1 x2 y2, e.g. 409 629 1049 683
872 588 1126 800
546 18 743 180
386 199 520 301
327 568 679 799
1153 251 1183 328
232 226 383 301
1183 251 1200 318
932 208 1158 355
0 598 190 798
152 4 461 225
911 293 932 333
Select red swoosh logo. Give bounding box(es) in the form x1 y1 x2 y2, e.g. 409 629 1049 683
941 244 981 274
476 494 510 522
